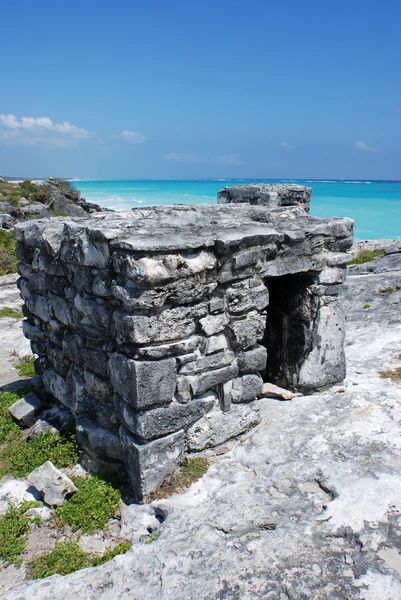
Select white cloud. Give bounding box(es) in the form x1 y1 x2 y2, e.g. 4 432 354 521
119 130 146 143
163 152 243 165
0 114 92 147
280 141 292 149
355 141 378 152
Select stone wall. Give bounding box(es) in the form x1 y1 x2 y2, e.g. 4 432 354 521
15 185 354 500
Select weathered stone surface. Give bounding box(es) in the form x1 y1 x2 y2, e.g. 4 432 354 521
218 183 312 210
0 477 42 515
113 305 206 344
108 354 176 410
205 333 227 355
119 503 162 543
8 392 42 428
231 374 264 403
28 461 78 506
237 345 267 373
120 427 185 501
188 363 239 396
76 415 122 461
227 312 266 349
116 393 215 440
27 405 71 439
187 401 261 450
199 314 228 336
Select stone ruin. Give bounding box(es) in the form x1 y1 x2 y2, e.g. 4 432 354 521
15 184 354 501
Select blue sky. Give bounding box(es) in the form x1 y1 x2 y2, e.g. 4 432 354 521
1 0 400 179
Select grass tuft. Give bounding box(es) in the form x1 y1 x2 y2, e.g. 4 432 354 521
378 285 399 296
347 248 385 266
14 355 36 378
0 306 23 319
91 541 131 566
30 542 90 579
0 501 40 566
56 475 121 533
0 430 79 479
30 540 131 579
378 367 401 383
363 304 370 309
0 229 18 275
147 457 209 501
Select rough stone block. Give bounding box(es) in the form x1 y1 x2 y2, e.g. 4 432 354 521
116 393 215 440
119 426 185 501
76 415 122 461
226 279 269 315
227 313 266 349
84 371 113 403
43 369 70 406
238 346 267 373
187 401 261 451
108 354 176 410
199 314 228 336
8 393 42 428
113 305 206 344
188 363 239 396
205 334 228 355
28 461 78 506
27 405 71 439
135 336 200 360
231 374 264 403
179 350 234 374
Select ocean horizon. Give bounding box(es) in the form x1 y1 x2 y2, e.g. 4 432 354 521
71 179 401 241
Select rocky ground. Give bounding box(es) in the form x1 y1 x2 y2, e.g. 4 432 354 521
0 240 400 599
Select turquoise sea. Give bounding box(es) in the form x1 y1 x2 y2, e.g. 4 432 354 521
71 179 401 240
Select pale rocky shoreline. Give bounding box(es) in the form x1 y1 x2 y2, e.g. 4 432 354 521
0 239 400 599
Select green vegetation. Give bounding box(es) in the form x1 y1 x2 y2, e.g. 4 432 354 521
347 248 385 266
30 540 131 579
0 386 33 443
0 229 18 275
147 456 210 501
91 542 131 566
56 475 121 533
0 306 23 319
0 501 40 566
363 304 370 309
0 430 79 478
379 285 399 295
378 367 401 383
30 542 90 578
14 355 36 378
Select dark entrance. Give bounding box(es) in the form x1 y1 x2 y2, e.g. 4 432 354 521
262 272 319 391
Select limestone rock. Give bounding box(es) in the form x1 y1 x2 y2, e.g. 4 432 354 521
8 392 42 428
28 461 78 506
119 427 185 501
259 382 302 401
119 504 162 543
187 401 261 451
27 405 71 439
0 476 42 514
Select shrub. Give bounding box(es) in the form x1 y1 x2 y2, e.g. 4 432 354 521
347 249 385 266
0 306 23 319
378 367 401 383
14 355 36 378
0 501 40 566
56 475 121 533
30 540 132 579
0 229 17 275
30 542 90 579
0 430 79 478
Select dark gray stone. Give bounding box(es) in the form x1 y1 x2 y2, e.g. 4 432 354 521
8 393 42 428
116 393 215 440
119 427 185 501
108 354 176 410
